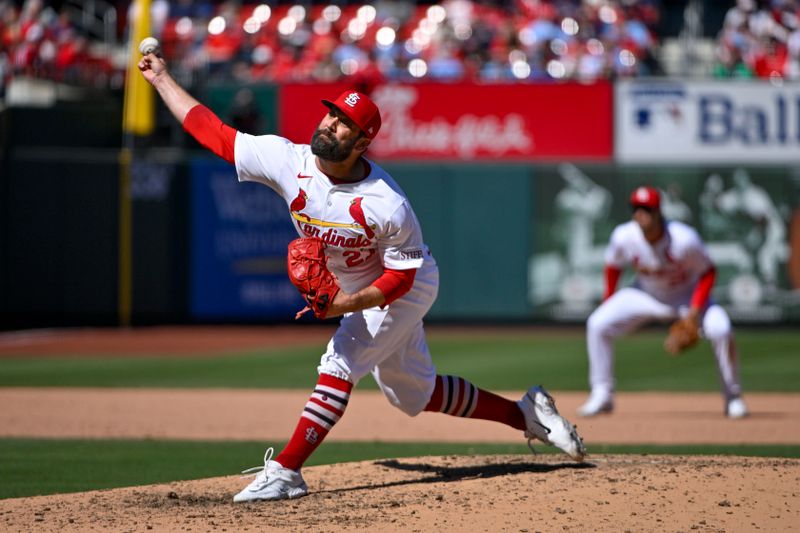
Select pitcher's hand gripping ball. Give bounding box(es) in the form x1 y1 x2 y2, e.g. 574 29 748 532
664 317 700 355
287 237 340 319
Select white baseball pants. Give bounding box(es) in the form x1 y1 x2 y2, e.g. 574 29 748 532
586 287 742 401
317 266 440 417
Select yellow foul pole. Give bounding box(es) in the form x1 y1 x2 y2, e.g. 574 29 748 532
119 0 153 326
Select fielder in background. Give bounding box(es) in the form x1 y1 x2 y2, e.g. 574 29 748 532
137 46 585 503
578 186 748 419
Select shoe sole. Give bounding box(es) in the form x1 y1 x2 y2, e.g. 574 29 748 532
727 411 748 419
234 486 309 503
234 491 308 503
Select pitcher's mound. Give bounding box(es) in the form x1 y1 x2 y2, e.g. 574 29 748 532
3 454 798 532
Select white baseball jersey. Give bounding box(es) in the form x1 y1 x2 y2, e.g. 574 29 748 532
233 133 437 294
587 219 741 404
605 220 713 305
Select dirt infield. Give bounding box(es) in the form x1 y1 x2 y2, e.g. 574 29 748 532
1 326 798 531
2 454 798 532
2 388 799 444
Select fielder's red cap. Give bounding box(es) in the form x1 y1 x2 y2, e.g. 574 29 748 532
322 90 382 139
630 186 661 210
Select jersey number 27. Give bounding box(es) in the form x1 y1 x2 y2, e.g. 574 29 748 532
343 249 376 267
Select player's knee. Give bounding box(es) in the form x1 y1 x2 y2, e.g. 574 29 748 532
704 321 731 341
703 308 731 340
391 398 426 417
587 310 610 336
377 382 431 417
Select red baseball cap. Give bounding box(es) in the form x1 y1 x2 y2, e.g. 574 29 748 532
322 90 382 139
630 186 660 210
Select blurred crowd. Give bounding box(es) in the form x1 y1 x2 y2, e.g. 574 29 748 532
11 0 798 95
15 0 798 94
0 0 120 94
157 0 663 86
714 0 800 79
1 0 665 95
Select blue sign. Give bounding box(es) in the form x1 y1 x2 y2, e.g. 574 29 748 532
190 159 304 319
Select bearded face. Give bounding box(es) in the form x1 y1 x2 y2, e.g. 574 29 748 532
310 127 358 162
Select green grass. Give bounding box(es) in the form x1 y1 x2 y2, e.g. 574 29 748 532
1 438 797 500
1 329 796 500
0 329 797 391
0 347 324 389
427 329 800 391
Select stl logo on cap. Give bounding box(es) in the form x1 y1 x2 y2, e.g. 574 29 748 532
344 93 360 107
630 186 660 209
321 90 382 138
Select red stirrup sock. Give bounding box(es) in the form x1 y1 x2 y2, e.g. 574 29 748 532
275 373 353 471
424 374 526 431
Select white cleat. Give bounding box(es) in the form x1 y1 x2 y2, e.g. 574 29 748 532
233 448 308 503
518 386 586 462
577 392 614 417
726 397 748 419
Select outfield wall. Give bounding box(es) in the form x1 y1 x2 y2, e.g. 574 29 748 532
184 158 800 322
1 81 799 326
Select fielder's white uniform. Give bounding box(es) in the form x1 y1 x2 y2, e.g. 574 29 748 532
235 133 439 416
586 219 742 404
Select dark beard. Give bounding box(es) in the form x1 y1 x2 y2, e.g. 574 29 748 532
310 129 355 162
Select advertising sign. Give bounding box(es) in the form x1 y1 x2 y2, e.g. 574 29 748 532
280 82 613 161
530 165 800 322
190 159 303 319
616 80 800 163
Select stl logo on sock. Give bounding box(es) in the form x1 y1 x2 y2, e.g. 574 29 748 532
305 427 319 444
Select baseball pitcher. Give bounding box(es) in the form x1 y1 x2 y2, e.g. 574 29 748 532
137 44 586 503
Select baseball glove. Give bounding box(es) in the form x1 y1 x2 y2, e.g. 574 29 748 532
664 317 700 355
287 237 340 319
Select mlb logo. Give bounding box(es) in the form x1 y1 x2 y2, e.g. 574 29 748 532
636 107 651 128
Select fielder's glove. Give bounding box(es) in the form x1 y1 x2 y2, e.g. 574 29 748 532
287 237 340 320
664 316 700 355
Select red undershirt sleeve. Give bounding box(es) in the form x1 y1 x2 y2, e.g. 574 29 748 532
690 267 716 310
371 268 416 306
181 104 237 164
603 265 622 301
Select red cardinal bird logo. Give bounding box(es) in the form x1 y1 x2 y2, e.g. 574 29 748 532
349 197 374 239
290 188 308 212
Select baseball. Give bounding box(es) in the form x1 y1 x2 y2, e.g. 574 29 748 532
138 37 160 55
